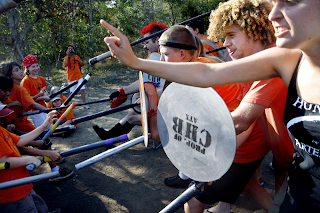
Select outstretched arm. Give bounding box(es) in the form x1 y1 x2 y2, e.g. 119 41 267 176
16 111 56 147
100 20 301 88
0 155 41 169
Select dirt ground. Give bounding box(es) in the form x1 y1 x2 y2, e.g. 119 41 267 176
30 81 276 213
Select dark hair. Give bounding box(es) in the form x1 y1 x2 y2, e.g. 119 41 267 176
66 44 76 52
186 20 205 35
141 23 169 42
0 62 22 78
0 76 14 90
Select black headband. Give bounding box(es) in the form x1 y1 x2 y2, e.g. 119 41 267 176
159 41 197 50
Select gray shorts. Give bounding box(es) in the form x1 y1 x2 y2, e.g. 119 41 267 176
0 189 48 213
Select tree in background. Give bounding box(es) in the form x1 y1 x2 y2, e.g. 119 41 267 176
0 0 225 73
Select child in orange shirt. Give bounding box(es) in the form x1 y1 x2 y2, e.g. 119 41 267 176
0 106 68 213
46 86 77 137
20 55 51 128
1 62 49 135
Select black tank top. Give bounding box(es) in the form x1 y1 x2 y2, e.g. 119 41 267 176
284 55 320 210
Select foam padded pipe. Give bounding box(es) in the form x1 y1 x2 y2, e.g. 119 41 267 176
0 162 10 170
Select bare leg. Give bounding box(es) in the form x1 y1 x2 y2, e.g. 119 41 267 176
244 178 273 211
80 89 86 103
127 114 142 126
184 197 205 213
120 109 139 125
205 202 231 213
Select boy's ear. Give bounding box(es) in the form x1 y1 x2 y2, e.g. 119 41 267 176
155 37 160 45
179 49 186 60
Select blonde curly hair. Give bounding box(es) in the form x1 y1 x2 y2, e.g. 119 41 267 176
208 0 275 47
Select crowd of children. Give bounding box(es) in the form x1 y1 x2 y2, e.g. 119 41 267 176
0 53 79 212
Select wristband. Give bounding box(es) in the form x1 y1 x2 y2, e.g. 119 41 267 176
148 108 157 117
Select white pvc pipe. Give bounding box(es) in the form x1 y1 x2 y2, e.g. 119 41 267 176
75 135 146 170
0 171 60 190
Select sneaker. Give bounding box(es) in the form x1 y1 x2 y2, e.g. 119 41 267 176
83 105 90 109
259 176 264 186
269 162 274 171
47 208 61 213
55 157 65 164
49 168 73 182
164 174 192 188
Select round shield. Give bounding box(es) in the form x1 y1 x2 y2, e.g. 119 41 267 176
157 83 236 182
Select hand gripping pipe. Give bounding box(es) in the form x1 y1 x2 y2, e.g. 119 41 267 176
32 134 129 166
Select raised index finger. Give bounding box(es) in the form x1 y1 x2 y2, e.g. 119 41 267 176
100 19 124 39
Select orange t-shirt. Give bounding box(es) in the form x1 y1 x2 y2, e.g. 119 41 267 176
63 55 84 81
20 75 47 108
200 36 224 58
4 84 36 132
0 127 33 203
190 57 242 112
234 82 271 163
242 78 294 169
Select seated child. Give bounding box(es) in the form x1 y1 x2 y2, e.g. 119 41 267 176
0 62 48 135
20 55 51 128
47 86 77 137
0 106 66 213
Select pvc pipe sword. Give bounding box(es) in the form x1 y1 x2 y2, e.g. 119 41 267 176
61 73 92 107
159 182 205 213
31 134 128 166
89 11 212 65
75 135 147 170
19 98 111 117
26 103 76 171
49 80 78 99
0 170 60 190
71 103 139 125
